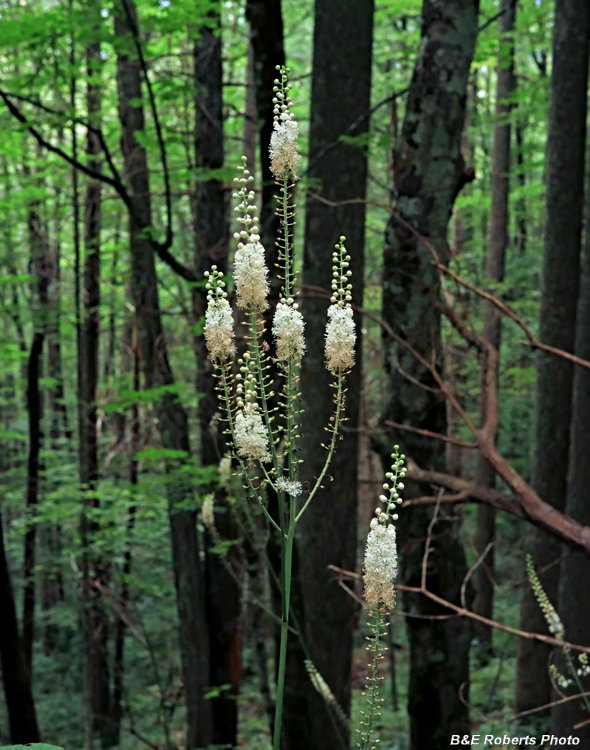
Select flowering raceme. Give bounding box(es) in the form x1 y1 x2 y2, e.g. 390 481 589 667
203 269 235 362
270 117 300 180
272 302 306 363
325 305 356 373
202 68 363 750
234 240 269 312
234 408 270 462
363 518 398 611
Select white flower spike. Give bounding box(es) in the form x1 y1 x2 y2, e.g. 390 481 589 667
273 302 305 363
270 66 300 180
203 267 235 363
325 237 356 373
235 408 270 463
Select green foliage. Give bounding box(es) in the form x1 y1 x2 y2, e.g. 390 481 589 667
0 0 562 745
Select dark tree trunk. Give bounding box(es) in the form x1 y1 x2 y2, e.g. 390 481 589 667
298 1 373 748
111 324 140 746
192 9 240 746
80 31 113 748
243 29 257 175
472 0 515 656
242 6 308 746
514 113 528 257
0 509 40 743
516 0 590 716
42 204 68 653
381 3 479 748
245 0 285 276
550 147 590 744
22 168 50 673
114 4 213 746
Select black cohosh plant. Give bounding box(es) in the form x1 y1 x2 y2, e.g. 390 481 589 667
203 66 403 750
527 556 590 715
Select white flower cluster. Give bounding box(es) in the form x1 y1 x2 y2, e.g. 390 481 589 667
270 119 300 181
325 238 355 373
527 555 565 639
204 267 235 363
363 446 405 612
272 302 305 363
218 455 232 487
234 241 269 312
232 160 269 312
235 407 270 462
270 67 300 180
550 664 573 690
201 494 215 528
363 517 398 612
325 305 356 373
276 476 302 497
577 652 590 678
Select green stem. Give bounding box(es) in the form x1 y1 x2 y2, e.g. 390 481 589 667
251 312 280 476
219 364 280 533
563 642 590 716
360 603 384 750
273 502 296 750
296 372 343 521
273 620 289 750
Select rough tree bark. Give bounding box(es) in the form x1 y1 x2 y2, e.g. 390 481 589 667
516 0 590 716
472 0 515 655
114 3 212 746
192 8 240 746
299 1 373 748
380 3 479 748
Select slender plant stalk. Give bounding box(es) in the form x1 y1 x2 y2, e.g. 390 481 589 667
359 603 385 750
203 69 359 750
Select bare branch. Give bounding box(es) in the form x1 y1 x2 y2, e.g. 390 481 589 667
0 88 132 211
120 0 172 249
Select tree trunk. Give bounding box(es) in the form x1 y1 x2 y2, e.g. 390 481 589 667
243 28 257 175
114 4 213 746
472 0 515 656
515 0 590 716
111 322 140 746
80 30 113 749
0 508 40 743
22 154 51 673
245 0 285 275
381 3 479 748
299 1 373 748
514 112 528 257
550 146 590 743
192 9 240 746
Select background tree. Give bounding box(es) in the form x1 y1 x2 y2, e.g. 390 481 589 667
516 0 590 716
299 1 374 748
381 2 479 747
472 0 516 655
